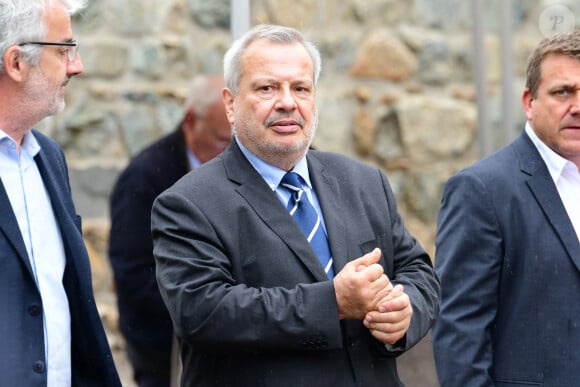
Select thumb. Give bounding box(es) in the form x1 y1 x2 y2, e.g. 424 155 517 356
352 248 381 269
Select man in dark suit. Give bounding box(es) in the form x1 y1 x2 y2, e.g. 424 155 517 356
0 0 121 386
151 24 440 387
432 30 580 386
108 74 231 387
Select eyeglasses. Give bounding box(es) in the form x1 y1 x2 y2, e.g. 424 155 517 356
18 40 79 62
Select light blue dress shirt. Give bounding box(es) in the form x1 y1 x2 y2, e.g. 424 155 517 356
186 147 201 170
235 137 328 232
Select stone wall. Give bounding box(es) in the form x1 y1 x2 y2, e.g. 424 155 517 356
37 0 576 333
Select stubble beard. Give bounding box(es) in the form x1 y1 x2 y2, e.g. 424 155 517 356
22 67 66 120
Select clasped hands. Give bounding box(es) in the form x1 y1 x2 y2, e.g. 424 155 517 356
334 248 413 345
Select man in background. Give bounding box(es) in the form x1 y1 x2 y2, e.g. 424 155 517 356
108 74 231 387
433 30 580 386
0 0 121 385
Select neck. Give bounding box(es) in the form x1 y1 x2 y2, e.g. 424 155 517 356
0 94 35 151
0 120 29 155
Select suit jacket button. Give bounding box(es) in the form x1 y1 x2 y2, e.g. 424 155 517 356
314 338 327 348
28 304 42 316
33 361 45 373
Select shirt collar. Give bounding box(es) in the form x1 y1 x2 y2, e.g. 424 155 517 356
525 122 576 184
0 129 41 158
186 147 202 170
21 131 41 158
234 136 311 191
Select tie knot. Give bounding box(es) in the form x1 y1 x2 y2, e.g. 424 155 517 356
280 172 304 193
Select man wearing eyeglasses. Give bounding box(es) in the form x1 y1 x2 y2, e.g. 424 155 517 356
0 1 121 386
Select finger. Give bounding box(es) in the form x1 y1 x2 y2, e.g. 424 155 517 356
365 296 413 327
365 310 412 345
369 326 407 345
366 315 410 332
349 248 381 269
370 283 400 313
377 284 405 312
365 306 412 326
369 275 393 306
359 263 385 282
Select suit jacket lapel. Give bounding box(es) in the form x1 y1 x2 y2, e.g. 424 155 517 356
307 154 349 273
222 142 329 281
0 181 34 276
35 150 68 226
517 133 580 271
34 139 92 286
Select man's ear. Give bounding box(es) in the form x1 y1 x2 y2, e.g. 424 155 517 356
2 46 28 82
181 107 197 133
521 88 534 121
222 88 235 126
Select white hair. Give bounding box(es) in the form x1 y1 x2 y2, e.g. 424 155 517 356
184 75 224 116
0 0 87 73
223 24 322 95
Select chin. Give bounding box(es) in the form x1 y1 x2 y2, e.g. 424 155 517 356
54 100 66 115
274 139 309 157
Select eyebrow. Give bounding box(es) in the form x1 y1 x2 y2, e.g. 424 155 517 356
547 82 577 89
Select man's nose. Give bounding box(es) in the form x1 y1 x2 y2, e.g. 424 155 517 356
67 53 83 76
274 87 297 111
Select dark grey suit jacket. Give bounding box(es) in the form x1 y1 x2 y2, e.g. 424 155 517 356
0 130 121 386
152 140 440 387
432 131 580 387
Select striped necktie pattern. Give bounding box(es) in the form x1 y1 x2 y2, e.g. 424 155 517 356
281 172 334 279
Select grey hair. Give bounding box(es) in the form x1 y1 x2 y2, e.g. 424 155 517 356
223 24 322 95
0 0 87 73
184 75 224 116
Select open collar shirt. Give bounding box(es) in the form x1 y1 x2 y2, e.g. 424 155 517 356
0 129 71 387
526 122 580 243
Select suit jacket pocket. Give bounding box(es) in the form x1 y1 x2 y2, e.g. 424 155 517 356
359 233 393 277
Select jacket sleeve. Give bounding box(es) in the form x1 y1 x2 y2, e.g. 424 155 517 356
431 170 502 387
379 169 440 352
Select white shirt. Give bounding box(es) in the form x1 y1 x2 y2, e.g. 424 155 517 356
0 129 71 387
526 123 580 243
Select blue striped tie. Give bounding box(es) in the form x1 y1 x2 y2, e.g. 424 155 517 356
281 172 334 279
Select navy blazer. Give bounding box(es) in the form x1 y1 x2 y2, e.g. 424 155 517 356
152 140 440 387
108 128 189 352
432 131 580 386
0 130 121 386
